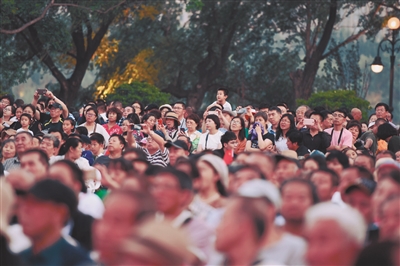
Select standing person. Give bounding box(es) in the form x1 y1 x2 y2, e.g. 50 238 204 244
213 87 232 111
295 105 309 129
246 112 274 152
17 179 94 265
81 108 110 146
229 116 247 154
159 111 180 142
197 115 223 152
275 114 296 153
321 110 334 130
351 108 363 122
185 113 202 153
374 102 390 119
325 109 353 151
103 107 123 136
267 106 282 135
173 102 187 130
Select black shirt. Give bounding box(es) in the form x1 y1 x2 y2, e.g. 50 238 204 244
296 145 310 157
301 129 331 154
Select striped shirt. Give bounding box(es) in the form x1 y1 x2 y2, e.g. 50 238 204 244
137 145 169 167
3 157 20 171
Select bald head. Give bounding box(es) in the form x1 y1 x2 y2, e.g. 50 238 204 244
351 108 362 121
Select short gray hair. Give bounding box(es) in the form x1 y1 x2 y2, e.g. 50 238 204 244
42 134 60 148
305 202 366 246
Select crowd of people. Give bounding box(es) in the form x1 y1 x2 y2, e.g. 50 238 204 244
0 88 399 266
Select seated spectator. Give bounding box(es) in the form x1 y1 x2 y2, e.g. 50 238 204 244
274 155 301 186
197 114 223 152
103 107 123 136
246 112 274 152
165 140 189 166
287 130 309 158
228 116 247 154
213 131 238 164
309 168 339 202
275 114 296 153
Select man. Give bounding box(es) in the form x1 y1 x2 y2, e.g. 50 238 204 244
295 105 309 129
17 179 93 265
267 106 282 135
320 110 333 130
39 134 60 160
94 134 125 166
150 167 213 262
42 103 66 132
361 118 386 155
305 202 366 266
229 165 264 194
3 131 33 171
238 179 307 266
309 168 339 202
90 133 105 160
281 178 318 237
344 178 378 244
351 108 363 121
173 102 187 130
354 154 375 173
213 131 238 163
214 87 232 111
287 130 310 157
20 149 49 180
93 189 156 265
325 108 353 151
300 112 331 154
165 140 189 166
48 129 67 155
244 152 276 183
375 102 390 119
274 155 301 186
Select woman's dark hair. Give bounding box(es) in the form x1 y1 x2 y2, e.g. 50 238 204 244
186 113 201 130
4 105 16 117
22 104 37 118
0 139 16 159
346 120 362 139
84 107 99 124
326 150 350 169
229 116 246 141
221 131 237 145
303 156 327 169
164 111 179 129
60 137 82 156
205 114 220 129
131 100 145 116
126 113 140 124
276 114 296 140
106 107 123 122
141 113 157 130
368 113 377 122
376 123 398 140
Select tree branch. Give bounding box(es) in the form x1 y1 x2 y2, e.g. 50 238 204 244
52 1 126 14
0 0 55 35
67 52 77 59
321 29 368 59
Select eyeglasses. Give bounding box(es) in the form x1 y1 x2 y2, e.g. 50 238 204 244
86 113 96 117
173 106 183 110
231 120 241 124
332 113 345 118
3 108 11 112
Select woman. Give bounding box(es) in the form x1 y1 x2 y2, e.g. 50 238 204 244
275 114 296 153
1 139 16 164
368 113 377 125
245 112 274 152
302 156 327 173
342 147 358 165
141 113 157 132
197 115 223 152
131 100 144 118
77 104 97 125
191 154 229 219
1 105 15 128
159 104 172 118
62 117 76 136
81 108 110 146
9 106 23 130
229 116 247 154
103 107 123 136
346 120 362 150
376 123 400 154
159 111 180 142
186 113 202 153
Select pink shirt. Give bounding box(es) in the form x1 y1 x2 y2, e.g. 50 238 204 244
324 127 353 148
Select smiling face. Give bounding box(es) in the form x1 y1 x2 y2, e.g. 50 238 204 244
2 141 16 160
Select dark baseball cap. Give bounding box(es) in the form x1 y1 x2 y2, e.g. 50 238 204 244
144 103 159 112
345 178 377 196
48 102 63 110
165 140 189 151
27 179 78 216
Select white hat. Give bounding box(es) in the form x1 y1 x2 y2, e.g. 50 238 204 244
368 122 375 128
199 154 229 189
238 179 282 209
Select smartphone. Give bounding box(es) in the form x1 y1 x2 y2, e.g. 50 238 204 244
180 128 186 132
304 118 315 126
37 89 47 95
158 118 163 126
131 124 142 130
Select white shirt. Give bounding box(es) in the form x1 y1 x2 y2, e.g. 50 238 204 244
275 136 289 153
78 192 105 219
198 131 223 151
213 101 232 111
81 122 110 146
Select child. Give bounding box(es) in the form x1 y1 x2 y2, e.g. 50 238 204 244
63 117 76 135
16 113 34 136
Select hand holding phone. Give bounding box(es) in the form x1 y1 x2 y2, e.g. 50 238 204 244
37 89 47 95
304 118 315 126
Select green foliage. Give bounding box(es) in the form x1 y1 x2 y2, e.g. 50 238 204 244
297 90 371 120
105 82 170 107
